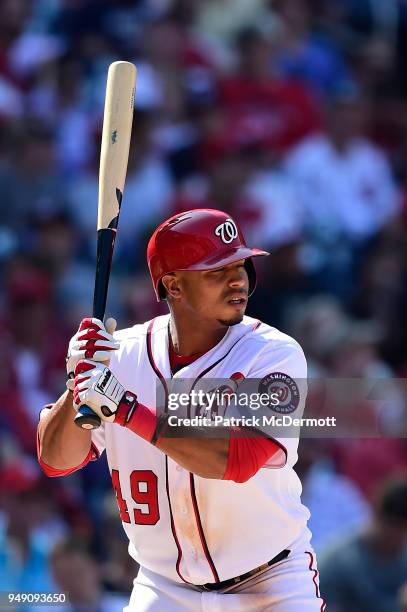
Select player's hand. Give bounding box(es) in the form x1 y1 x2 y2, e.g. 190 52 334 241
66 317 119 391
73 359 131 423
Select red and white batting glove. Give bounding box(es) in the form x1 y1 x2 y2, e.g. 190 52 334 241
73 360 158 442
73 359 134 423
66 317 119 391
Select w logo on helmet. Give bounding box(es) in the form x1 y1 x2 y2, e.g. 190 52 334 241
214 218 238 244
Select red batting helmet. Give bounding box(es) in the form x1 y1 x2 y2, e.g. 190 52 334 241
147 209 269 301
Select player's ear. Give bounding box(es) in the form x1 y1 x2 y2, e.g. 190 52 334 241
162 273 181 300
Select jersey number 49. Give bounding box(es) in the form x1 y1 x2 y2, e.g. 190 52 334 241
111 469 160 525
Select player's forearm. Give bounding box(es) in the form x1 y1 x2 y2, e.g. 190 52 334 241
37 390 92 470
113 396 228 478
156 436 229 479
155 429 283 482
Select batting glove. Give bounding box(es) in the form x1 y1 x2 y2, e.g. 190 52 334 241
73 359 137 423
66 317 119 391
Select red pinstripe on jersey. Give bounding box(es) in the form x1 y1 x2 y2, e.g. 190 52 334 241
189 473 220 583
305 551 326 611
147 318 191 585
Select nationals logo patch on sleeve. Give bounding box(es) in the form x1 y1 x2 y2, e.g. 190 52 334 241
258 372 300 414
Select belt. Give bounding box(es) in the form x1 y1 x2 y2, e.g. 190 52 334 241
200 549 290 592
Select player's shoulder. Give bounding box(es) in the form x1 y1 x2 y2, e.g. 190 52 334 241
113 323 145 343
242 316 302 351
113 314 169 343
110 316 169 367
241 316 306 357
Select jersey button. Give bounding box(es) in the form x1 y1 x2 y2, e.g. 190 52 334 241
181 507 188 515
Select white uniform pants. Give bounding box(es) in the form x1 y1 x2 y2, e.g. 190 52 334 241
125 537 326 611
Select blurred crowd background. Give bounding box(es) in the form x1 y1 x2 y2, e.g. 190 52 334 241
0 0 406 610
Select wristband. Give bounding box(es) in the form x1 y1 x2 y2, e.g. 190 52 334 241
115 392 160 444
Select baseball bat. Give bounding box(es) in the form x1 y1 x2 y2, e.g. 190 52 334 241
74 61 137 430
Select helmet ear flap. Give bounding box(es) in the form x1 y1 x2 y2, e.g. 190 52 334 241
245 259 257 296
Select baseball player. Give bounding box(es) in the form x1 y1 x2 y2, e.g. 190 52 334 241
37 209 326 611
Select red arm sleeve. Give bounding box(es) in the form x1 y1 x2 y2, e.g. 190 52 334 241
222 428 287 483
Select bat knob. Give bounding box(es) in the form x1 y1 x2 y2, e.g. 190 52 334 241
74 405 101 430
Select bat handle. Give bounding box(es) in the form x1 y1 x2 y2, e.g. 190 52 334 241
74 405 102 430
73 229 115 430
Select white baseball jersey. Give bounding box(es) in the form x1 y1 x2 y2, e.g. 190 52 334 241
89 314 311 587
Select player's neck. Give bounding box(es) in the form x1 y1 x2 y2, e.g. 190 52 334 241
168 313 228 357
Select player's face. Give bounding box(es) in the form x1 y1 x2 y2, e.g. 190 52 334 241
177 259 249 326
